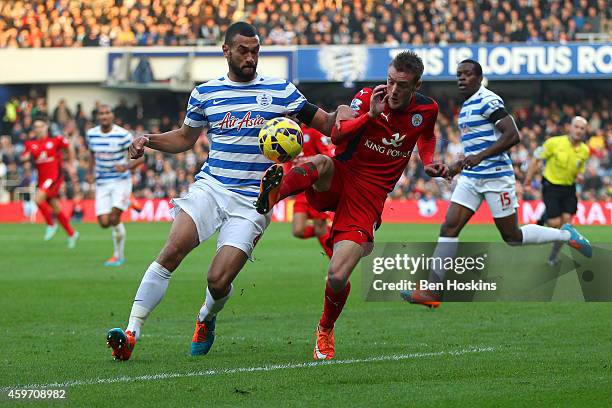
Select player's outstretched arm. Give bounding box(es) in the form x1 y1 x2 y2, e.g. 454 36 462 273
418 102 450 179
130 124 202 158
331 113 371 144
306 105 355 137
462 115 520 169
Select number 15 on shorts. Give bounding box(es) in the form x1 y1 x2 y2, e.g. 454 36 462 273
499 192 512 209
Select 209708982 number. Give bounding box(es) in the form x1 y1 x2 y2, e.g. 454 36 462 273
6 389 67 399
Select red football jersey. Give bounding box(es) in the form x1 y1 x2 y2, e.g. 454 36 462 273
300 124 334 157
23 135 69 183
335 88 438 193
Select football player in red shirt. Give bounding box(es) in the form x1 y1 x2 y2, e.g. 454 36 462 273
21 118 79 248
290 124 334 258
256 51 447 359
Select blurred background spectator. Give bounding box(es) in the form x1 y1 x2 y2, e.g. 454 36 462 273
0 0 609 49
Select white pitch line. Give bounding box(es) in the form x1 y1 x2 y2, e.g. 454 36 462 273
2 347 495 390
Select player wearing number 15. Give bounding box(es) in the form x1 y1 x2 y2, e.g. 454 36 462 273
402 59 593 308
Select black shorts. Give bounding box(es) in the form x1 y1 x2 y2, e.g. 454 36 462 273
542 178 577 219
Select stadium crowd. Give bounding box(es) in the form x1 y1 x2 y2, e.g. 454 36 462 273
1 91 610 205
0 0 609 48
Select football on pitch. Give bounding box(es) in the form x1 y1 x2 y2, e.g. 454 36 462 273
258 117 303 163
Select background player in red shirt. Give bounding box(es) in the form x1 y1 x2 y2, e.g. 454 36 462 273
290 124 334 258
21 118 79 248
256 51 447 359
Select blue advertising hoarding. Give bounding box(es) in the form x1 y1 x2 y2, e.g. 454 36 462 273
296 43 612 82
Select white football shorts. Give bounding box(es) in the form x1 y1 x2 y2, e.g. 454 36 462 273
450 174 518 218
95 178 132 216
170 176 271 259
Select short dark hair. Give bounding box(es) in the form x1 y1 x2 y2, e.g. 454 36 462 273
97 104 112 113
460 59 483 77
224 22 258 45
390 51 424 81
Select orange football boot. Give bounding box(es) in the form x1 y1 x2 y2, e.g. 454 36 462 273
106 328 136 361
400 289 441 309
104 256 124 266
255 164 283 214
313 325 335 360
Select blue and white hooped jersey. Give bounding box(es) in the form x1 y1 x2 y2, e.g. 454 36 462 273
86 124 132 184
184 74 307 197
458 85 515 180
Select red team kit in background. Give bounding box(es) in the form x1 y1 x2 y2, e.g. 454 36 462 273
291 124 335 257
22 135 75 237
23 135 69 198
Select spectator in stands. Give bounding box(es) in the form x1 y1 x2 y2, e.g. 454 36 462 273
52 99 72 127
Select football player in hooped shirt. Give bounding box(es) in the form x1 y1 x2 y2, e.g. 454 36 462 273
21 118 79 248
256 51 447 360
105 22 356 362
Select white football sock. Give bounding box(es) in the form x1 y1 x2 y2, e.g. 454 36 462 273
428 236 459 284
520 224 570 245
198 285 233 323
126 262 172 339
112 223 126 259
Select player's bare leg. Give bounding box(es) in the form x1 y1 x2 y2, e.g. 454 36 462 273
48 197 78 248
493 213 523 245
97 214 111 228
35 190 57 240
546 216 563 229
107 210 199 361
192 245 248 356
314 240 363 360
292 213 310 238
100 207 127 266
256 154 334 214
293 202 333 257
401 203 474 307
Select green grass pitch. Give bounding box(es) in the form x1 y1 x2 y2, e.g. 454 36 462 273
0 222 610 407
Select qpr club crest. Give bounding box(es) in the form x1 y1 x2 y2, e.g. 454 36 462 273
256 93 273 107
412 113 423 127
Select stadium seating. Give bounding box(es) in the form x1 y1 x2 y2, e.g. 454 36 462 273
0 0 609 48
